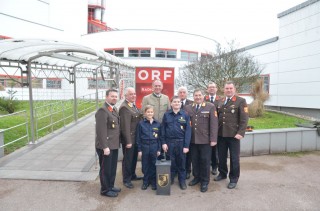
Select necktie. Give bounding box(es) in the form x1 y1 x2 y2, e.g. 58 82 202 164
133 103 138 111
181 101 184 108
210 96 214 103
225 98 231 105
196 104 200 111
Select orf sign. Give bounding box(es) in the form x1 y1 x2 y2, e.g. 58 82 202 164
136 67 174 109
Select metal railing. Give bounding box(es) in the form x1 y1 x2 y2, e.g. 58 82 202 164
0 110 29 157
34 91 104 141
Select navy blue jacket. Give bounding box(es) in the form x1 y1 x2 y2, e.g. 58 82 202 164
160 109 191 148
136 118 161 152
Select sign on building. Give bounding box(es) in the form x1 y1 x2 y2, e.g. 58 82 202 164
135 67 174 109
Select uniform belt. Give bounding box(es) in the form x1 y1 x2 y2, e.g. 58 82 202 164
141 139 158 144
168 138 184 142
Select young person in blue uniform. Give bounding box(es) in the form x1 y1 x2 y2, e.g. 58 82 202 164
161 96 191 190
136 105 161 190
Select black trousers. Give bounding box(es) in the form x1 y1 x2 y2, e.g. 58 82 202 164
96 148 118 193
217 136 240 183
168 139 186 182
122 143 138 183
211 145 218 170
190 143 211 185
186 148 192 173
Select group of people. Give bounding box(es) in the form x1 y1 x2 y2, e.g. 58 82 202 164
95 79 249 197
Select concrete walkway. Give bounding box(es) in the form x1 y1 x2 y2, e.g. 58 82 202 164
0 114 98 181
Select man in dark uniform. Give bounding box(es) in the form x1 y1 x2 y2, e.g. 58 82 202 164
204 82 220 175
119 87 143 189
178 86 193 179
214 81 249 189
95 89 121 197
161 96 191 190
185 89 218 192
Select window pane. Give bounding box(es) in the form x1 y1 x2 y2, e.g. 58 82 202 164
140 49 150 57
156 50 165 58
129 49 139 57
167 50 176 58
181 52 188 60
114 50 124 57
189 52 198 61
105 50 113 55
47 80 61 89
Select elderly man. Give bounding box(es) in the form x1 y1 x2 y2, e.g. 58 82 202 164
214 81 249 189
178 86 193 179
119 87 143 189
205 82 220 175
184 89 218 192
141 79 170 123
95 89 121 197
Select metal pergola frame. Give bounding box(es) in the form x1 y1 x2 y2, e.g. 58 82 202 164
0 39 135 143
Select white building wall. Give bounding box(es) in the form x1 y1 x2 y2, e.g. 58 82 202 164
246 0 320 110
0 0 87 43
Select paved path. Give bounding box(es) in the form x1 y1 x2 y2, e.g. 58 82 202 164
0 114 97 181
1 152 320 211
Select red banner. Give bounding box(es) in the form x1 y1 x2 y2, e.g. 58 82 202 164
135 67 175 109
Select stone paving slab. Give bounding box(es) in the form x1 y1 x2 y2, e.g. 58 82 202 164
0 114 98 181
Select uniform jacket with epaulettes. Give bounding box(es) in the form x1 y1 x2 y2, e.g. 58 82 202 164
95 103 120 150
216 96 249 137
119 100 143 145
184 102 218 144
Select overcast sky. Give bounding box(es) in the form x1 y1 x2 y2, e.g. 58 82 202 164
105 0 306 47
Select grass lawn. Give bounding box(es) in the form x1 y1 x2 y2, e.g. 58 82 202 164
0 99 103 155
248 111 310 129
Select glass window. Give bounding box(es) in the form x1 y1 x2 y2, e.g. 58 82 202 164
129 49 139 57
88 78 109 89
140 49 151 57
181 51 198 61
114 50 124 57
104 49 124 57
155 49 176 58
47 79 61 89
167 50 176 58
156 50 166 58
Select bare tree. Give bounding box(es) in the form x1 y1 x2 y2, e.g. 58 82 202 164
177 41 263 95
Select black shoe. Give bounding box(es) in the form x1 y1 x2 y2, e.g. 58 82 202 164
211 168 218 175
171 178 174 185
101 190 118 197
110 187 121 192
200 184 208 192
179 182 187 190
151 185 157 190
227 182 237 189
141 183 148 190
186 172 190 179
214 174 227 181
131 176 143 181
124 182 134 189
188 178 200 186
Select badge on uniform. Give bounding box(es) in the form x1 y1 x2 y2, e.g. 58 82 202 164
201 111 209 114
178 117 186 123
153 132 158 138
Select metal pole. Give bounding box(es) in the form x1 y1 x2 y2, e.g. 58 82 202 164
27 61 36 144
73 66 78 122
95 67 99 110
